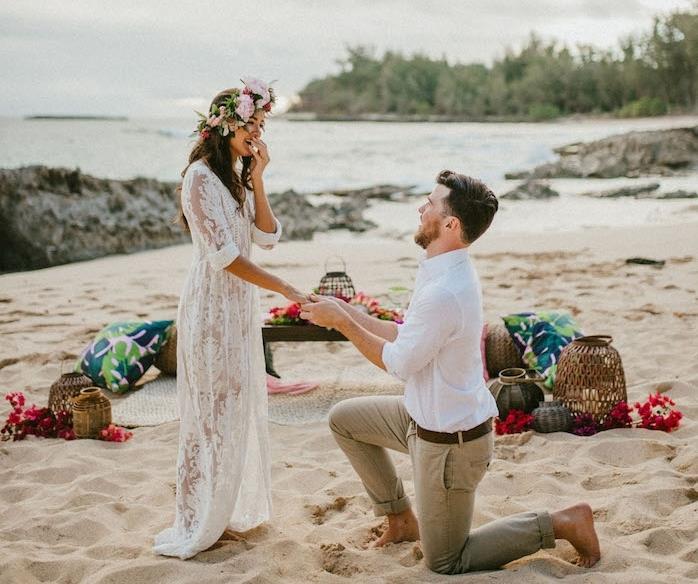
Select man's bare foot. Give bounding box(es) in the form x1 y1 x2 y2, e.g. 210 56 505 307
551 503 601 568
370 508 420 548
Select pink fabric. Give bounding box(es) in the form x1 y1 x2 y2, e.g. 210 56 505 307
266 374 319 396
481 323 489 381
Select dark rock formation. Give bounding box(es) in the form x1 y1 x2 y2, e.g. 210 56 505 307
313 184 416 200
0 166 187 272
505 126 698 179
0 166 378 272
581 183 660 198
652 190 698 199
267 190 375 240
500 180 560 200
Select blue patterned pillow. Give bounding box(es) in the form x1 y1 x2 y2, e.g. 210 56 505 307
75 320 174 393
501 311 582 388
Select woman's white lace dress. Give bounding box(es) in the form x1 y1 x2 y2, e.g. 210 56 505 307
153 160 281 559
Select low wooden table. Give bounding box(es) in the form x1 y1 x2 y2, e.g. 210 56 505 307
262 325 348 377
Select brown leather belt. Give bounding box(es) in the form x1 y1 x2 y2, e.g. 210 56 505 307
416 418 492 444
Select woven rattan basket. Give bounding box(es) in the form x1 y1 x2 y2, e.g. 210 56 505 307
553 335 626 423
48 372 93 414
154 324 177 375
532 400 573 433
72 387 112 439
485 322 524 378
317 257 356 299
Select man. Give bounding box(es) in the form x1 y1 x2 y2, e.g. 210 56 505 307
300 170 600 574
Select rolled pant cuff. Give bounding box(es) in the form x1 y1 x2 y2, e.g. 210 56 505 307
537 511 556 549
373 495 411 517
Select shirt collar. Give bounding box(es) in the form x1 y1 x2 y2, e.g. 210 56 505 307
419 248 470 279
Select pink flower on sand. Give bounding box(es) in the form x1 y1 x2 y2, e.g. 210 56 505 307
235 94 255 121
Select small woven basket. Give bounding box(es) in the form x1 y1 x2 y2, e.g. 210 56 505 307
154 323 177 375
553 335 627 423
72 387 112 439
317 257 356 299
485 322 524 378
532 400 573 433
48 372 93 414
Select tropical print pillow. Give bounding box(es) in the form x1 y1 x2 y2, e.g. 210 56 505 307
501 311 582 389
75 320 174 393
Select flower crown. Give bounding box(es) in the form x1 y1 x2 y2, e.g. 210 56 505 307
194 77 276 140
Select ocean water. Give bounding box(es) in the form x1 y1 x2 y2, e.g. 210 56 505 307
1 115 697 236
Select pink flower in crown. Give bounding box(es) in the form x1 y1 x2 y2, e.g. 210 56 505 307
242 77 271 105
209 115 221 128
235 93 255 121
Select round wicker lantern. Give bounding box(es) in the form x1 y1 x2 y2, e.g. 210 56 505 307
317 257 356 299
489 367 545 419
485 322 524 378
154 324 177 376
553 335 626 423
72 387 112 439
532 400 573 433
48 372 93 414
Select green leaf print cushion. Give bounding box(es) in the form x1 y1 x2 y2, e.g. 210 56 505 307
501 311 582 389
75 320 174 393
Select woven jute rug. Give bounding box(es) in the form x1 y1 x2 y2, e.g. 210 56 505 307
111 366 403 428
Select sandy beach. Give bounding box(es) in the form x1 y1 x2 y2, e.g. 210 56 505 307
1 222 697 583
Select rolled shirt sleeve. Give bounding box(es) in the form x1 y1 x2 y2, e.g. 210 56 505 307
251 217 283 249
382 285 461 381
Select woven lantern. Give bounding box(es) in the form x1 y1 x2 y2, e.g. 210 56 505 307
72 387 112 439
48 372 93 414
532 400 573 433
485 322 524 378
489 367 545 419
154 323 177 376
317 257 355 299
553 335 626 423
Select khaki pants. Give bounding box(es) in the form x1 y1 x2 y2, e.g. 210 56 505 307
329 395 556 574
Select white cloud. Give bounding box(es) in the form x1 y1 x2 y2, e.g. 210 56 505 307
0 0 692 116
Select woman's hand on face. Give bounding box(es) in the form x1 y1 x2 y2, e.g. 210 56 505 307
249 138 270 180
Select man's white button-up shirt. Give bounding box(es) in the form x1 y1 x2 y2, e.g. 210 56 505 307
382 248 498 432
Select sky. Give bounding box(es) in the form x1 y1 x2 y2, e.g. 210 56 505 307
1 0 693 117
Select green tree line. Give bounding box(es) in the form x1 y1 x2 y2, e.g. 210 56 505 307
292 7 698 120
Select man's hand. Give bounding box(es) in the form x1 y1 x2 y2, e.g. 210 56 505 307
300 296 347 330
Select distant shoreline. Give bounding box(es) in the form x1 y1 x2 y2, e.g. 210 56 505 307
25 115 128 121
283 111 696 124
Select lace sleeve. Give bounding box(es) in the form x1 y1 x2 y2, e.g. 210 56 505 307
184 165 240 271
247 191 283 249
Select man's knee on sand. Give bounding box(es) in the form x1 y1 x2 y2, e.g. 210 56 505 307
423 550 469 575
328 400 354 437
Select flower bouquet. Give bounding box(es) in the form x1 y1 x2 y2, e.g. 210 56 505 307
265 291 404 326
1 392 133 443
570 392 682 436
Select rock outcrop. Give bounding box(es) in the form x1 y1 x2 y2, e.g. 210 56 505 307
0 166 187 272
500 180 560 200
506 126 698 179
0 166 378 272
581 183 660 198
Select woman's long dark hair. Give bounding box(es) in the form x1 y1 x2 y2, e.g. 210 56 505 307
176 88 252 230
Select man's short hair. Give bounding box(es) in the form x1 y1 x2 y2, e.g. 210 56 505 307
436 170 498 244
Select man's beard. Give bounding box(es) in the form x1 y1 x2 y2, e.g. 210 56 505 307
414 221 440 249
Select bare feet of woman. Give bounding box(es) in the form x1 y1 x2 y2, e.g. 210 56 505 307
370 508 420 548
551 503 601 568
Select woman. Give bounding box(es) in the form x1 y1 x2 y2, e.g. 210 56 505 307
154 79 306 559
